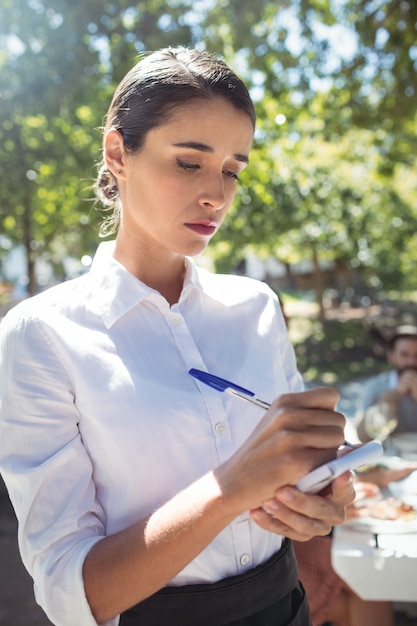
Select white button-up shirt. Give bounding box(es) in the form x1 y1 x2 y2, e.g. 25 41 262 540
0 242 303 626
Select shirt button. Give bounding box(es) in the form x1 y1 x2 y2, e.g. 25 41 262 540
170 314 182 326
215 422 226 434
240 554 250 566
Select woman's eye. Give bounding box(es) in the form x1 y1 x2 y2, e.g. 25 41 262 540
177 159 240 181
223 170 240 181
177 160 200 172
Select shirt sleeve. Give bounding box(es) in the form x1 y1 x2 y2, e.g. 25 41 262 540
0 308 118 626
360 376 386 410
354 376 387 442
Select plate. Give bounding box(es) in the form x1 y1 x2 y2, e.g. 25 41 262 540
346 495 417 534
345 490 417 535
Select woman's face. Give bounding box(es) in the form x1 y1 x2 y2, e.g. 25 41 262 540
114 96 254 262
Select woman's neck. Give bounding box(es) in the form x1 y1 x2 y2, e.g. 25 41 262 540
113 239 186 306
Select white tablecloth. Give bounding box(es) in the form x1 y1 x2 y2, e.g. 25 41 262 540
331 464 417 602
331 525 417 601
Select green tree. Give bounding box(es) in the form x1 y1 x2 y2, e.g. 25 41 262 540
205 1 417 310
0 0 105 292
1 0 416 304
0 0 195 294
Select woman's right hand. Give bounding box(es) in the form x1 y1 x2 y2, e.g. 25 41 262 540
216 386 346 516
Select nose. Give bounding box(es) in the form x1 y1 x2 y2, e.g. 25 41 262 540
198 173 227 211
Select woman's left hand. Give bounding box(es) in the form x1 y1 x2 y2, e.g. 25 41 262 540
249 471 355 541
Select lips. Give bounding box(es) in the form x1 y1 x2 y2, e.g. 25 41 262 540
185 221 217 236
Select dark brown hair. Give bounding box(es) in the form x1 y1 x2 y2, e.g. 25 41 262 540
96 46 256 235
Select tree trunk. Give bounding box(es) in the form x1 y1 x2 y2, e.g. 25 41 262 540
23 188 36 297
283 261 296 290
311 247 326 322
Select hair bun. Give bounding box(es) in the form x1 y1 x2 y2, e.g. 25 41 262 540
96 165 119 207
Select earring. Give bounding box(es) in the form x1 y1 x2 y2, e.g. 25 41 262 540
117 169 122 175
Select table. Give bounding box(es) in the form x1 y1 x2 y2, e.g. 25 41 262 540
331 525 417 601
331 465 417 602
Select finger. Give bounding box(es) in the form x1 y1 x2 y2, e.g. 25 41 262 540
268 484 349 526
329 472 356 506
249 507 332 541
275 386 340 411
263 405 346 440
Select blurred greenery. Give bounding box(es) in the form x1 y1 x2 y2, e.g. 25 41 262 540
0 0 416 302
291 314 388 383
282 291 417 383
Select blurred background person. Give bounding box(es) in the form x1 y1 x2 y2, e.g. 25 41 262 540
355 325 417 443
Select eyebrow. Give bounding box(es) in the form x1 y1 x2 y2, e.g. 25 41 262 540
172 141 249 164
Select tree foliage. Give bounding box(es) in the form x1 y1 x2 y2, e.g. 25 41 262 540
0 0 416 300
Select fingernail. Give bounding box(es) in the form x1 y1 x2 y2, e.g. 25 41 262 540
277 488 293 502
265 499 280 511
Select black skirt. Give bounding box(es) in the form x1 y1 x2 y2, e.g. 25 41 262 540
120 538 311 626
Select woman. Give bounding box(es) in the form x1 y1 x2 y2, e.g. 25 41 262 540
0 47 354 626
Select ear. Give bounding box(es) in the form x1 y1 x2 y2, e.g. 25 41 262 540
104 130 126 177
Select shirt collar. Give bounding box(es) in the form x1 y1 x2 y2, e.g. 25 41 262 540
87 242 227 329
87 242 164 328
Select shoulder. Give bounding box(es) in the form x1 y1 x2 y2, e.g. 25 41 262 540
359 371 393 411
0 275 90 336
363 370 391 392
195 265 277 307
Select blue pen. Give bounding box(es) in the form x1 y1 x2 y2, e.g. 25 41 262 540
188 368 355 449
189 368 271 410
